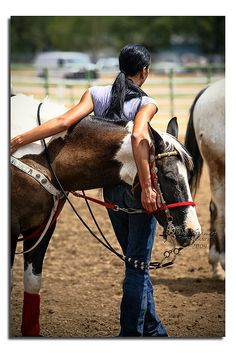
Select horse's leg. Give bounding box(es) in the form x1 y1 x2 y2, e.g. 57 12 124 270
21 222 56 336
209 183 225 279
11 217 20 289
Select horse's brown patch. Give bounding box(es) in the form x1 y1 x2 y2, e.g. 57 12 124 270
11 117 128 235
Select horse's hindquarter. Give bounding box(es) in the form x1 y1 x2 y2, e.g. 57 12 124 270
193 80 225 177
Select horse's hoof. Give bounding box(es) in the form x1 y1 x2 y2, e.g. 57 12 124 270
213 268 225 280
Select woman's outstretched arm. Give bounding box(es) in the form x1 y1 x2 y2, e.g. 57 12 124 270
11 89 94 154
131 103 161 213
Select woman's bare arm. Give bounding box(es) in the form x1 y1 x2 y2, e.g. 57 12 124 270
131 103 161 213
11 89 93 154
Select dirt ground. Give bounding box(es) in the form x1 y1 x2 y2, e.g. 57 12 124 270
10 162 225 338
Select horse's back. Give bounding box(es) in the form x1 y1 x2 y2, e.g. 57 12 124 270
193 79 225 165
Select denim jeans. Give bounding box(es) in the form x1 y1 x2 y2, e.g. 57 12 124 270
103 182 168 337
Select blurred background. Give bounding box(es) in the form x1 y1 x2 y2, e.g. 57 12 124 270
11 16 225 133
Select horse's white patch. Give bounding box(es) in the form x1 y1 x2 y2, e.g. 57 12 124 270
11 94 68 158
177 160 201 236
192 79 225 276
209 245 225 278
24 263 41 294
114 121 137 185
194 79 225 162
209 243 220 265
220 252 225 270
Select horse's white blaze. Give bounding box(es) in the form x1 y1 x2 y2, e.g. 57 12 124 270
114 121 137 185
24 263 41 294
177 161 201 235
11 94 68 158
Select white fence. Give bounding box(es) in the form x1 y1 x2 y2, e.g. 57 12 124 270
11 64 224 136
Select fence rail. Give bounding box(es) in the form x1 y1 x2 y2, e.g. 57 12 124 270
11 64 224 136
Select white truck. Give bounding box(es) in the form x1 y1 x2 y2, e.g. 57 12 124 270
34 51 97 79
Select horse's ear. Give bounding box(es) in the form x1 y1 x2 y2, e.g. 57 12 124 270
166 117 179 138
148 122 165 150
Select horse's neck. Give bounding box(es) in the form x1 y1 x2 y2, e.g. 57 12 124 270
50 118 137 190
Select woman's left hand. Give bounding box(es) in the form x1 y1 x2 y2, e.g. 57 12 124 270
10 135 23 154
141 185 161 213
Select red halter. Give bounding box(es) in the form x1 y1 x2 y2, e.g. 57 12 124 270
155 201 196 213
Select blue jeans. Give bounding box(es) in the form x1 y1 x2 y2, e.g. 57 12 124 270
103 183 168 337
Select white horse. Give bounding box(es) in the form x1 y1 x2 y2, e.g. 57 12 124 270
185 79 225 279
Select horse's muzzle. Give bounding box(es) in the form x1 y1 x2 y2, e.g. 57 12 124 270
176 228 201 247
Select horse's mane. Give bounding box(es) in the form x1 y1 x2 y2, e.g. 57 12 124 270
161 132 194 171
90 115 128 127
68 115 129 134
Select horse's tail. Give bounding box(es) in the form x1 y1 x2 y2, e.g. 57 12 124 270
185 87 207 196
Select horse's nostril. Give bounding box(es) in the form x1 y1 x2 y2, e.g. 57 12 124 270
175 228 196 247
186 228 195 238
187 228 201 241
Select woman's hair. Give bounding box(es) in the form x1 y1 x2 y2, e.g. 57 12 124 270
104 44 151 120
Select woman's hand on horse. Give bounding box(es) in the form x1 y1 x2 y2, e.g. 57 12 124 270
11 135 23 154
141 186 161 213
10 90 94 155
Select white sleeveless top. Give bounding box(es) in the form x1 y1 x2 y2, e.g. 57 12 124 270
89 85 157 121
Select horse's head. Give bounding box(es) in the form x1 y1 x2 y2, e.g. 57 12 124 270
133 117 201 247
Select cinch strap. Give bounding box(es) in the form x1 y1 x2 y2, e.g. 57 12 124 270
11 156 63 199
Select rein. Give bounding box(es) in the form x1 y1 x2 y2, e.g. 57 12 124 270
71 191 195 214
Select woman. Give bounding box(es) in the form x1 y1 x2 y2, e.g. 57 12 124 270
11 44 168 337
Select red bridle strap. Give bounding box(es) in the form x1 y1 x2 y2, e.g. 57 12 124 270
155 201 196 213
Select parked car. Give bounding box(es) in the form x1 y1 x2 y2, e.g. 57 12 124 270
34 51 98 79
151 60 185 74
96 57 119 73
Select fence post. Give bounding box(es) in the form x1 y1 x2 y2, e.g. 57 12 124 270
43 67 49 96
86 70 91 88
207 64 212 85
66 84 74 105
168 68 174 117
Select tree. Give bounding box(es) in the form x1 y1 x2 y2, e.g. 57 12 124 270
11 16 225 62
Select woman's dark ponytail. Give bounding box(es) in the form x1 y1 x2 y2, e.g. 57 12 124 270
108 71 127 119
104 44 151 120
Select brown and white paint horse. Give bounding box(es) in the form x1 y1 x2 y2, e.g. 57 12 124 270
11 94 201 336
185 79 225 279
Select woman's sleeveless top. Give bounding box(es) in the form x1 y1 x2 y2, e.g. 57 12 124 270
89 85 157 121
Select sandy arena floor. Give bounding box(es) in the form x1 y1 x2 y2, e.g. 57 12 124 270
10 164 225 338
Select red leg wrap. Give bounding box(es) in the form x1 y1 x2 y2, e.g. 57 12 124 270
21 291 40 336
